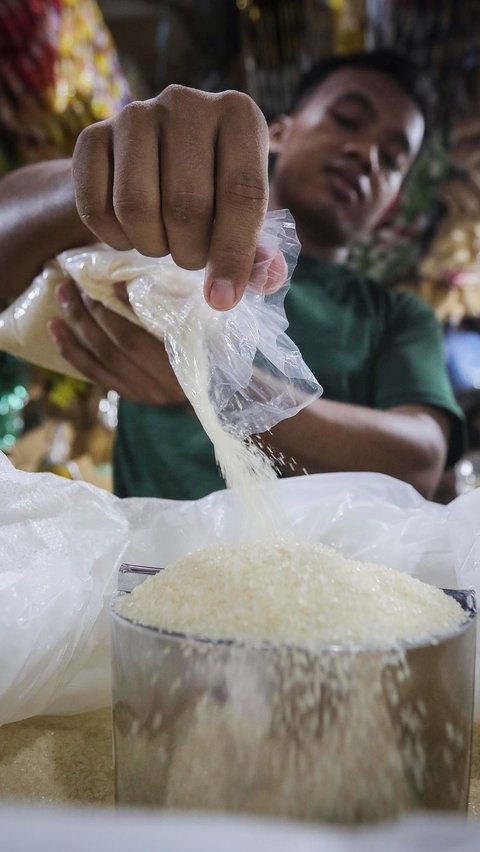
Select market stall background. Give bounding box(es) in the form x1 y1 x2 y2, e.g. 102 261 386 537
1 0 480 497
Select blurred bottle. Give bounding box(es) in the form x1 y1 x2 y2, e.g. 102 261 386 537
37 422 79 480
0 355 29 453
455 451 480 494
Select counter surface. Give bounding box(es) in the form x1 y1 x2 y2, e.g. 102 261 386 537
0 711 478 816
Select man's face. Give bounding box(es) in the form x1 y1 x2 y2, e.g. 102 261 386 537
269 68 425 249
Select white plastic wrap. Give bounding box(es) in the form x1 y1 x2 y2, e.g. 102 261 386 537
1 807 480 852
0 450 479 726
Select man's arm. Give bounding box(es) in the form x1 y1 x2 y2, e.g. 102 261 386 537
266 400 450 499
0 160 91 299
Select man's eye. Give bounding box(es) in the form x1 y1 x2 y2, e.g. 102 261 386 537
331 110 359 130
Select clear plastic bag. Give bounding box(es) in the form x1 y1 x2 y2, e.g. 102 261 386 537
0 453 479 725
125 209 322 435
0 259 74 376
0 210 321 436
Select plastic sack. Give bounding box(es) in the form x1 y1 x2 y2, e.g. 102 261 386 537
0 210 321 436
0 450 479 726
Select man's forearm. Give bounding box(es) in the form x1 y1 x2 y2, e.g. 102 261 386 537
0 160 91 298
267 399 449 498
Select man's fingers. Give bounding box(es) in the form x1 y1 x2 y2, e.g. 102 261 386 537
204 92 269 311
265 251 288 294
72 121 131 250
55 279 186 404
56 279 117 362
160 86 215 270
48 318 128 394
249 247 288 294
80 296 187 403
48 316 170 406
112 102 169 258
74 87 271 311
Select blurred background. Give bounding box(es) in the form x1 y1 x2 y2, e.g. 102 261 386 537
1 0 480 499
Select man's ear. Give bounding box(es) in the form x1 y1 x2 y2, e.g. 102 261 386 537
268 115 293 154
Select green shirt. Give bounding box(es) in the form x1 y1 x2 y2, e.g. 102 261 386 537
114 256 464 500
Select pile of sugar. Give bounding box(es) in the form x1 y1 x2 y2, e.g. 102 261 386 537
116 542 464 649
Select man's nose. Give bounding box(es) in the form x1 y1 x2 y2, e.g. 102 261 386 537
342 140 379 176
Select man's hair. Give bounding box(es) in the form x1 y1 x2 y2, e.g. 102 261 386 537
291 49 434 128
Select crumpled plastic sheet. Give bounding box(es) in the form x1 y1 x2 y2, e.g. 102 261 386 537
0 450 479 725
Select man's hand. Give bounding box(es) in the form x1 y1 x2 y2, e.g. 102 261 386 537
72 86 271 311
48 279 187 406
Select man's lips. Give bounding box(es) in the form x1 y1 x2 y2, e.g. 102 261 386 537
324 165 363 204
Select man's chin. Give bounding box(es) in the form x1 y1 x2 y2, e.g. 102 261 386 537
291 202 354 251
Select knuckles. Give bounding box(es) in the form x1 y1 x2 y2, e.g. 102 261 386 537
153 85 266 127
163 190 213 228
113 190 159 223
73 120 110 173
154 83 211 110
217 89 265 122
74 119 109 149
222 169 269 206
76 202 111 229
116 100 145 120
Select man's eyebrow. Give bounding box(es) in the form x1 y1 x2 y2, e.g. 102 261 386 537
334 92 412 156
334 92 377 118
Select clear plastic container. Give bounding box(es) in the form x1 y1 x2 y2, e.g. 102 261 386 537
111 576 476 823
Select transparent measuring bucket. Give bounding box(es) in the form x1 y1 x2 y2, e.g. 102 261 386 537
111 565 476 823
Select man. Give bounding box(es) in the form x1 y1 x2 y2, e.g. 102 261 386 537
0 51 463 499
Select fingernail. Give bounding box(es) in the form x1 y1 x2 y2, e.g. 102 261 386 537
47 320 62 343
56 282 71 308
81 293 94 310
209 279 236 310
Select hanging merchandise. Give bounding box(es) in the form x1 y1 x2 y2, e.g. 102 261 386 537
237 0 334 119
365 0 453 70
365 0 480 123
350 1 480 289
0 0 131 170
0 0 131 464
328 0 366 54
417 49 480 321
